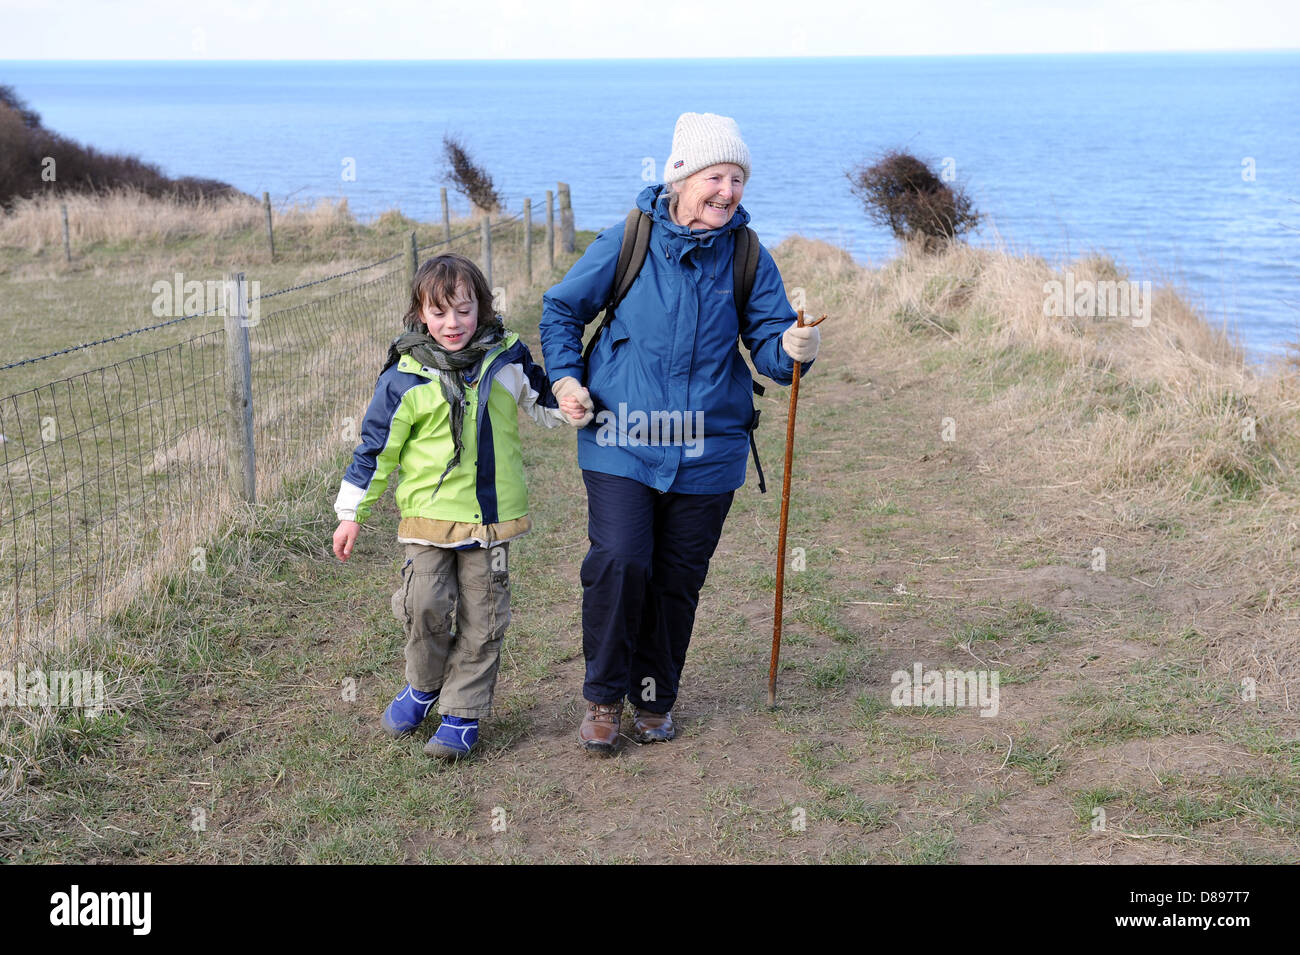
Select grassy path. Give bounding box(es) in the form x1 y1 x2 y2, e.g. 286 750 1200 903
3 238 1297 864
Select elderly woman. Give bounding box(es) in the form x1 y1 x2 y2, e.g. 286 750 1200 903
540 112 820 755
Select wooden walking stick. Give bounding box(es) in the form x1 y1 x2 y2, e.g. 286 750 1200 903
769 308 827 707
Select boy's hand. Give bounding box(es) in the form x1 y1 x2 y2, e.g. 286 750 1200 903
333 520 360 561
552 376 594 428
559 394 590 424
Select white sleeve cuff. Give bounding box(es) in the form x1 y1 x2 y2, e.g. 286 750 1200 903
334 481 366 522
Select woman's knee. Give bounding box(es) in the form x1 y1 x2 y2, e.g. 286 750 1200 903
582 540 652 587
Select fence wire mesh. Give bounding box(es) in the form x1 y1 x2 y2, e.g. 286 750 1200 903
249 266 406 501
1 266 408 665
1 195 559 664
1 332 228 663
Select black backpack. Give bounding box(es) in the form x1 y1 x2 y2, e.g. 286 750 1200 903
581 209 768 492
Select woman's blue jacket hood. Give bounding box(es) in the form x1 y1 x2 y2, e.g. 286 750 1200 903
540 183 808 494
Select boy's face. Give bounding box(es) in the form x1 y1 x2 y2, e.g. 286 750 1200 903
421 281 478 351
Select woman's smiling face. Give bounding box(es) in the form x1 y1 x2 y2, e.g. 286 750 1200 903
671 163 745 231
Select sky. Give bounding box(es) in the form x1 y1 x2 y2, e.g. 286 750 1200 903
1 0 1298 58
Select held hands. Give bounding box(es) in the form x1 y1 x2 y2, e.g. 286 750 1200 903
333 520 360 561
552 376 594 428
782 322 821 363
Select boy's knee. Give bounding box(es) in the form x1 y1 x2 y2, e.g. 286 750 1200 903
408 582 457 631
400 549 458 634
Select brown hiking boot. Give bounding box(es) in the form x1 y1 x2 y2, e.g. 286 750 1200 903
579 701 623 756
632 708 676 743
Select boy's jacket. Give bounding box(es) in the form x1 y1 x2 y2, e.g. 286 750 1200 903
334 331 566 545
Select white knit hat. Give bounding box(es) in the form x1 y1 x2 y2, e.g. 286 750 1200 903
664 112 751 184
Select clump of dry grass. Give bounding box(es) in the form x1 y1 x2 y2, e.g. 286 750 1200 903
442 133 503 215
847 150 981 246
0 188 357 250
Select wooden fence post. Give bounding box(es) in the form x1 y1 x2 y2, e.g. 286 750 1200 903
61 203 71 264
262 191 275 262
223 271 256 504
408 231 418 287
523 198 532 286
545 189 555 272
557 182 574 254
441 187 451 245
480 216 493 290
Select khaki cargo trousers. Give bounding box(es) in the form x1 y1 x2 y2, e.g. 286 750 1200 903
390 542 511 719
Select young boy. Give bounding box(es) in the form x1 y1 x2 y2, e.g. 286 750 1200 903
332 253 591 759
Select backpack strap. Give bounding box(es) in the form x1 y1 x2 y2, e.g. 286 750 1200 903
613 209 653 309
581 209 652 372
732 225 760 318
748 379 767 493
733 226 766 492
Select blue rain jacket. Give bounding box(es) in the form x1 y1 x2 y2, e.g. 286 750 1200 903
540 183 809 494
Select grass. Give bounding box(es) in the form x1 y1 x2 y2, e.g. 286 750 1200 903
2 199 1300 863
1072 773 1300 845
1063 657 1237 745
1000 733 1066 785
949 601 1067 649
888 827 958 864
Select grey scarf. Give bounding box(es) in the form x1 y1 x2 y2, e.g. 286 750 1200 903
385 321 505 502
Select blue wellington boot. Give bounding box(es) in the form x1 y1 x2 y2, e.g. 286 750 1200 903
424 715 478 760
381 684 439 737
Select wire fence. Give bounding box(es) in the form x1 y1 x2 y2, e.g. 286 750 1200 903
0 192 570 665
1 330 229 664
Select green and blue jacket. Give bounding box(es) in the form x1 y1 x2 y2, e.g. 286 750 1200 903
334 330 566 547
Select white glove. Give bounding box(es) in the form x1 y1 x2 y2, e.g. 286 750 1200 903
782 322 821 363
552 375 594 428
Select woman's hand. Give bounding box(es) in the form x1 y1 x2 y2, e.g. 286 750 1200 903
333 520 360 561
552 376 594 428
782 322 821 363
560 394 590 423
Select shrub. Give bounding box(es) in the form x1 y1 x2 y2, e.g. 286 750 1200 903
0 85 240 209
441 133 503 215
848 150 980 250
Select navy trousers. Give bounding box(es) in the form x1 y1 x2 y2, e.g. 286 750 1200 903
580 470 735 712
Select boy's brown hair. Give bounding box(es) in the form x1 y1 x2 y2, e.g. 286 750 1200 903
403 253 497 333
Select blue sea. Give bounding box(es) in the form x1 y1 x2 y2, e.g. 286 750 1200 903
4 55 1298 356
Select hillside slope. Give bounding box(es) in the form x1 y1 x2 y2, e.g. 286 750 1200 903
2 231 1297 863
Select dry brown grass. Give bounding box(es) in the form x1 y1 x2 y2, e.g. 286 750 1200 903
778 236 1292 496
0 188 356 250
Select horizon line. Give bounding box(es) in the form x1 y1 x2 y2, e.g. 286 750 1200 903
4 48 1300 63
